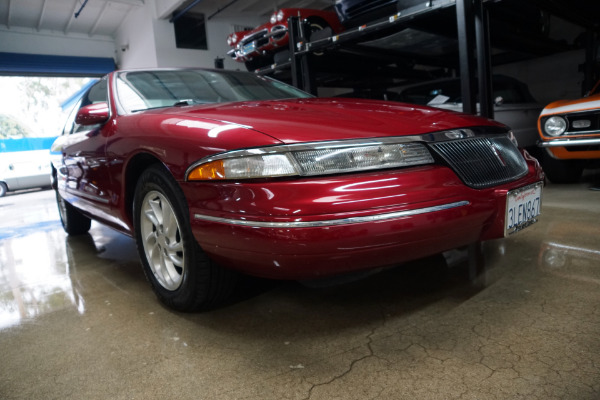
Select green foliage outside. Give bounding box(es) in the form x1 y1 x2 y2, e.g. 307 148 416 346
0 114 33 138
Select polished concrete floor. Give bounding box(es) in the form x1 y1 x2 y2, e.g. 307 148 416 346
1 173 599 400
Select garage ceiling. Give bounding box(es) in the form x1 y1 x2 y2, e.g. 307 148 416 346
0 0 144 37
0 0 333 38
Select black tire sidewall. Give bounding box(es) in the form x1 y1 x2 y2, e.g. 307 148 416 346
56 190 91 235
0 182 7 197
133 165 206 310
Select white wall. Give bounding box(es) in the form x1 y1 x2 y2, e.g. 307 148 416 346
148 14 262 71
114 4 159 69
0 26 115 59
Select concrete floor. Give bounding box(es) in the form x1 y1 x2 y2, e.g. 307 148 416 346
1 173 599 400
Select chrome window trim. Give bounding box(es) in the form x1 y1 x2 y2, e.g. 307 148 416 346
193 200 470 228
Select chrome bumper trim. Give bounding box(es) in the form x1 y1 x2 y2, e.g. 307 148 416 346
194 201 470 228
538 137 600 147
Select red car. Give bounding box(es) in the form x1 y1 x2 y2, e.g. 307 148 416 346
51 68 544 311
226 8 343 71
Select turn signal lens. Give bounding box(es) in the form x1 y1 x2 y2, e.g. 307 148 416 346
187 160 225 180
543 116 567 136
188 155 296 180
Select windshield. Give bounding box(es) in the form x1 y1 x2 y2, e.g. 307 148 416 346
115 69 313 114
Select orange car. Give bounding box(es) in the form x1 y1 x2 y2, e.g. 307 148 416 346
536 80 600 183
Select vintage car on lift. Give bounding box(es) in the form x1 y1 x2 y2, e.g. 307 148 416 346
536 80 600 183
226 8 343 71
51 68 543 312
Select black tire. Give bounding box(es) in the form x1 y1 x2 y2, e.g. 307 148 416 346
540 150 584 183
0 182 7 197
306 18 330 56
133 165 237 312
56 190 92 235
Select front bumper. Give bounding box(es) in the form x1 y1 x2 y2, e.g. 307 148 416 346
183 161 543 280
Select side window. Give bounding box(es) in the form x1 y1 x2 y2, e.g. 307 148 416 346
81 78 108 107
62 99 82 136
71 78 109 134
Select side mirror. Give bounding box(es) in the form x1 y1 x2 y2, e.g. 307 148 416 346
494 96 504 106
75 102 110 126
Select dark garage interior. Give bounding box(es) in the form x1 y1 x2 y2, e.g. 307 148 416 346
1 1 599 399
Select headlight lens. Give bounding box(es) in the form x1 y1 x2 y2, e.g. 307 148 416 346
277 10 285 22
270 13 277 24
187 141 434 181
543 116 567 136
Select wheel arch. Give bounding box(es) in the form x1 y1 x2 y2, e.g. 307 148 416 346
123 153 171 226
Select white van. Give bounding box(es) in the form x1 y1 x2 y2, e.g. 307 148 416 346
0 150 52 197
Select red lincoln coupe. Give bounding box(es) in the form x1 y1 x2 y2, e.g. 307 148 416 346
52 68 544 311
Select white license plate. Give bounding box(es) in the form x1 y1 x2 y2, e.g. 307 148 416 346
504 181 543 236
241 42 256 56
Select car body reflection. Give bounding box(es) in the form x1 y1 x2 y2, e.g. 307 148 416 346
538 221 600 285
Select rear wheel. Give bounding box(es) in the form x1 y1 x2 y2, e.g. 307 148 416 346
133 165 237 312
540 150 584 183
56 190 91 235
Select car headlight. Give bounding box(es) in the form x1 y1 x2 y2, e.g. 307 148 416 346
270 13 277 24
277 10 285 22
543 116 567 136
187 141 434 180
227 37 232 45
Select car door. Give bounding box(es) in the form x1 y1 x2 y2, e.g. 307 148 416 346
55 78 115 224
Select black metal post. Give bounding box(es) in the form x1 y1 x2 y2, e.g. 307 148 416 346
474 0 493 119
288 16 316 95
456 0 477 115
583 29 597 96
288 17 303 91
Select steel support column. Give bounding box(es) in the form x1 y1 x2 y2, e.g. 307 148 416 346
583 29 598 96
288 16 316 95
456 0 477 115
474 0 493 119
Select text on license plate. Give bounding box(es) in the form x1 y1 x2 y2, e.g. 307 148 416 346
504 181 543 236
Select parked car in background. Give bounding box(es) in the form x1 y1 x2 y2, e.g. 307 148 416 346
0 150 52 197
393 75 543 149
334 0 423 27
227 8 343 71
51 68 543 312
536 80 600 183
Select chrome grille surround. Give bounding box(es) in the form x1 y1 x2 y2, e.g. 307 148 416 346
429 136 528 189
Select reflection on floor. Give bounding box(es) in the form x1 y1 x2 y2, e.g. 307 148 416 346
1 173 599 399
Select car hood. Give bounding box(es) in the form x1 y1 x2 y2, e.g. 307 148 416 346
542 93 600 115
163 98 504 144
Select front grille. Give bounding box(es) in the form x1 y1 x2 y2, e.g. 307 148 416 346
429 136 528 189
240 29 268 46
565 111 600 135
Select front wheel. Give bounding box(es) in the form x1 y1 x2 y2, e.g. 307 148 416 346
56 190 91 235
0 182 7 197
133 165 236 312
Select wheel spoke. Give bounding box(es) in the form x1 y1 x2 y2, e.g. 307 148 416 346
148 197 163 226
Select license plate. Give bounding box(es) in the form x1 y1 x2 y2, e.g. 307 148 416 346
241 42 256 56
504 181 543 236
